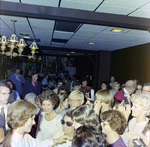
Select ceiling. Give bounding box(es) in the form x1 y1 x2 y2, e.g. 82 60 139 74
0 0 150 56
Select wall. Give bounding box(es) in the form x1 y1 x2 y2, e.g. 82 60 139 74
110 43 150 84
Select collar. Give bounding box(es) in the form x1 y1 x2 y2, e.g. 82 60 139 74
32 81 37 87
15 74 20 78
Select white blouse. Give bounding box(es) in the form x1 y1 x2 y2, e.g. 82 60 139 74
36 112 62 141
121 117 149 146
10 131 54 147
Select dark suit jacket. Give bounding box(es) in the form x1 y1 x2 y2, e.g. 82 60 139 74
22 81 41 99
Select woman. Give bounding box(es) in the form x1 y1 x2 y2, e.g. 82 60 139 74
72 105 100 129
101 110 127 147
101 81 111 90
6 79 20 103
110 81 120 96
72 126 106 147
53 111 74 147
94 90 114 116
3 100 68 147
120 93 150 146
36 90 62 140
55 93 69 117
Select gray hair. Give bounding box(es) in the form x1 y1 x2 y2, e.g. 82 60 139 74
24 93 36 101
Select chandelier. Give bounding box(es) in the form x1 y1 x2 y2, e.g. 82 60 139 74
0 19 39 58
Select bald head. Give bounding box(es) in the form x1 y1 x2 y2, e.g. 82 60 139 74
125 80 136 94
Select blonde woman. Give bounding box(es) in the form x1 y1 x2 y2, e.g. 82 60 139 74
119 93 150 146
3 100 69 147
110 82 120 96
94 90 114 116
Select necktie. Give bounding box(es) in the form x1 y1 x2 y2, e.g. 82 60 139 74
1 107 6 135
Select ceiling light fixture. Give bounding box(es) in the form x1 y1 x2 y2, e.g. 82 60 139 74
66 54 70 56
88 42 95 44
111 29 123 32
0 19 39 58
71 51 75 53
22 36 31 39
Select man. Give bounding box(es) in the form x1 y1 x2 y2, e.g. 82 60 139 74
53 78 63 94
109 76 115 88
142 82 150 95
41 74 49 86
0 81 10 134
22 71 41 99
114 80 135 105
68 90 84 110
9 68 26 96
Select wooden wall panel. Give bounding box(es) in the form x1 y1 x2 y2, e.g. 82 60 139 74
110 43 150 84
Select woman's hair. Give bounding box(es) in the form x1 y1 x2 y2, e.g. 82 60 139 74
63 111 72 119
72 105 100 129
79 86 90 95
95 90 114 107
101 81 111 90
101 110 127 135
69 90 84 100
40 89 60 109
112 81 120 89
131 93 150 116
6 79 15 90
3 100 37 147
24 92 36 101
58 85 67 94
35 94 41 102
72 126 106 147
59 93 68 103
142 121 150 135
0 114 5 128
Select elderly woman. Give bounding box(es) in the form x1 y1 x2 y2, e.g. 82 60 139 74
36 90 62 140
3 100 68 147
53 111 74 147
119 93 150 146
128 122 150 147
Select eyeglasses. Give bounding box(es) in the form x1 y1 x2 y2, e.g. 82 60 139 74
61 119 73 127
142 90 150 93
68 99 82 103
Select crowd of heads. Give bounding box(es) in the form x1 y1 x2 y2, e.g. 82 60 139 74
0 72 150 147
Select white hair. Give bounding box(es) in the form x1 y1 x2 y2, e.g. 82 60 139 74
24 93 36 101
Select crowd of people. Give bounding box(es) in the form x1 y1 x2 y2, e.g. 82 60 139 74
0 68 150 147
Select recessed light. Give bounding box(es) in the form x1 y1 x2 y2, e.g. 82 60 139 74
111 29 123 32
88 42 95 44
71 51 75 53
22 36 31 39
67 54 70 56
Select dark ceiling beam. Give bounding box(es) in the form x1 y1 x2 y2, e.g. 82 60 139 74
39 46 97 54
0 1 150 31
41 53 76 57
